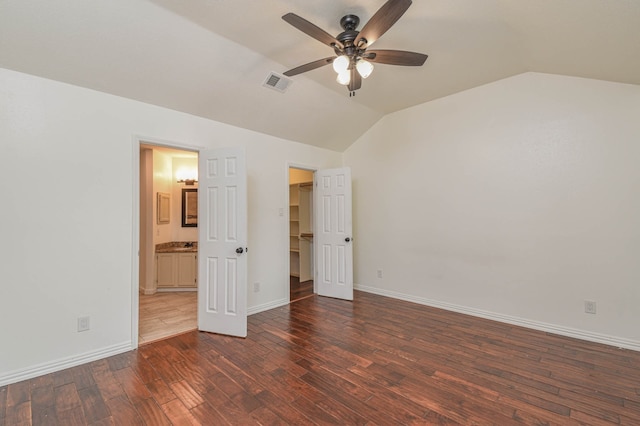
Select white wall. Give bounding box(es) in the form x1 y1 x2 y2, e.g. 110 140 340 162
0 68 342 385
344 72 640 349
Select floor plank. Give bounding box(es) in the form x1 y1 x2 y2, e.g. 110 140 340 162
4 291 640 425
290 276 313 302
139 292 197 344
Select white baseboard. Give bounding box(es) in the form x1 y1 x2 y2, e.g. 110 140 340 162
6 287 635 387
354 284 640 352
248 298 289 316
2 298 286 386
0 341 132 387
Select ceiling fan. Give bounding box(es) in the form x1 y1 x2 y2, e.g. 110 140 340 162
282 0 428 95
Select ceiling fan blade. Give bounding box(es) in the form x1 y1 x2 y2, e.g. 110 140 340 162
355 0 412 47
348 67 362 92
282 13 343 49
283 57 336 77
366 49 428 66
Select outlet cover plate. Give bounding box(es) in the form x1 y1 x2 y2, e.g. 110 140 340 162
78 316 90 332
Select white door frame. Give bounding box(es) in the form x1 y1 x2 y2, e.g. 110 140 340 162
131 135 203 349
287 163 318 300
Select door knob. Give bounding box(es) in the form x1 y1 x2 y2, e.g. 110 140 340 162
345 237 351 243
236 247 244 254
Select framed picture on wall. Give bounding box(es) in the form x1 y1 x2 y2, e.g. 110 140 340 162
182 188 198 227
157 192 170 224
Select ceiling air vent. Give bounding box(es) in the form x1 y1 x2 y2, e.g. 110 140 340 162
262 72 293 93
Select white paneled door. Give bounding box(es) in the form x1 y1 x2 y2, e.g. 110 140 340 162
315 167 353 300
198 147 247 337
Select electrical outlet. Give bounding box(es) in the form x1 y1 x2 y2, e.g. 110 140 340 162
77 316 90 332
584 300 597 314
377 269 383 279
253 282 260 293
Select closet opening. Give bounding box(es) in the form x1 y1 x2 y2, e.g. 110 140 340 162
289 167 314 302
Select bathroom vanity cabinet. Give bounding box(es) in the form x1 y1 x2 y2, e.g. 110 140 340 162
155 252 197 289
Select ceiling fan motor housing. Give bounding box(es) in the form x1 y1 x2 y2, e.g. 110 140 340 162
336 14 368 63
337 15 364 49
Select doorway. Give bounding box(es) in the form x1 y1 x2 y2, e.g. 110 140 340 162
289 167 315 302
138 143 199 344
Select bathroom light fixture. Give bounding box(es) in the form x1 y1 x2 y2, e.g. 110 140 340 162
176 168 198 185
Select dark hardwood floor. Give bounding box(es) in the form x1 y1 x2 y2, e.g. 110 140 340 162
290 276 314 302
2 291 640 425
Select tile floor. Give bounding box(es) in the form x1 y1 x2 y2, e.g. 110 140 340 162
138 291 197 344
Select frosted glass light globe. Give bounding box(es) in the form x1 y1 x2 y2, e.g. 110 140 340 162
336 70 351 85
356 60 374 78
332 56 349 73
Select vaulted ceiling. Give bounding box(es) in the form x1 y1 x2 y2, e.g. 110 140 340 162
1 0 639 151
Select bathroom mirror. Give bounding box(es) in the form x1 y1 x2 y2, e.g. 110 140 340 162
182 188 198 227
157 192 170 224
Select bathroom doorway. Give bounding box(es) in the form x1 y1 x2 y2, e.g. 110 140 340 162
289 167 314 302
139 143 199 344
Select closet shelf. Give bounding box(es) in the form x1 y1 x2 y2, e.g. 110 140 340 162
290 179 313 281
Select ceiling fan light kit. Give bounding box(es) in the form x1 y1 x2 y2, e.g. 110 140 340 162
282 0 428 95
332 55 373 86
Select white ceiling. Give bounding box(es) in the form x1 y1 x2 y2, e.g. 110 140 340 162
1 0 639 151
